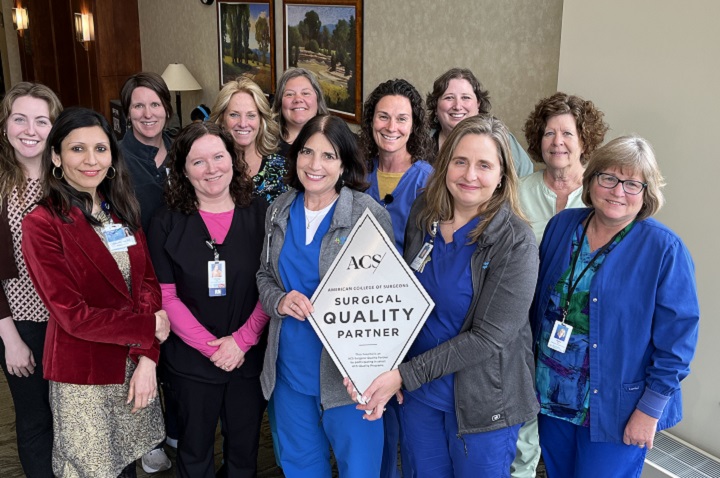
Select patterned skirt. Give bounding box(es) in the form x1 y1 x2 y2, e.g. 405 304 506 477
49 358 164 478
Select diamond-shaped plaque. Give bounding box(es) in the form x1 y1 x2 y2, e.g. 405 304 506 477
308 208 434 396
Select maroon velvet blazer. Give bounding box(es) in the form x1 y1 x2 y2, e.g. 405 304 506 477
21 205 161 385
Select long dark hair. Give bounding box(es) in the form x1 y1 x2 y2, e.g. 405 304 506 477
285 115 368 193
359 79 432 167
40 107 141 231
165 122 253 214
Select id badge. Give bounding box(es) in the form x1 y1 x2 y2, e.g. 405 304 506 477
410 242 434 272
103 224 137 252
548 320 573 353
208 261 227 297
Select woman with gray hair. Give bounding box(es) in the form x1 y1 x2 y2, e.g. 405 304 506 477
272 68 329 157
532 136 699 476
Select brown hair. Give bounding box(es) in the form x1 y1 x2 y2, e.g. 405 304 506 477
285 115 368 193
359 79 432 166
120 72 173 120
426 68 492 130
523 92 608 165
165 122 253 214
271 68 329 140
0 82 63 200
417 115 524 242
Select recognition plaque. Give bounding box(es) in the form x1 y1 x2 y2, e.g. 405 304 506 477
308 209 434 397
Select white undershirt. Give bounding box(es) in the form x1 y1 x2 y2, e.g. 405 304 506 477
304 199 337 245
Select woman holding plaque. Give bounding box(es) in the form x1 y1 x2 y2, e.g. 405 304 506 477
256 114 393 477
346 116 539 477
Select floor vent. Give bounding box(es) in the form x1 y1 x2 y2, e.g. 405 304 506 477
643 431 720 478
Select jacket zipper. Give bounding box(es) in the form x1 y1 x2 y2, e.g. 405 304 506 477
266 207 277 264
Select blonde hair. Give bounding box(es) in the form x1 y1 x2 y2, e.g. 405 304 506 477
210 77 280 157
417 116 524 242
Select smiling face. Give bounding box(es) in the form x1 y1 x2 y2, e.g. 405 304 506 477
296 132 343 202
184 134 234 206
51 126 112 197
541 113 584 171
128 86 167 145
372 95 413 157
281 76 319 132
222 92 260 151
446 133 503 214
436 79 480 135
6 95 52 164
590 166 645 229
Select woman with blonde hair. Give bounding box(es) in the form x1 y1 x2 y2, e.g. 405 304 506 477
211 77 287 203
0 82 62 477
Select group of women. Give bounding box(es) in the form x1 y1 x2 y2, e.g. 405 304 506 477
0 63 699 478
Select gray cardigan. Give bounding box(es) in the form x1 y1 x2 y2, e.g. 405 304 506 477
399 195 540 435
256 187 394 409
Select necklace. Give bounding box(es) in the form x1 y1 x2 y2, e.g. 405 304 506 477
304 193 338 230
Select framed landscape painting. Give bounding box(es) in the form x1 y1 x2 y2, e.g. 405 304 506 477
218 0 276 95
283 0 363 122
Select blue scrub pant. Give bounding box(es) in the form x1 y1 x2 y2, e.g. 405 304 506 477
271 376 383 478
381 396 415 478
538 414 647 478
399 392 521 478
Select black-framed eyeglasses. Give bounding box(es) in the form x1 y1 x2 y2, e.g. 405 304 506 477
594 172 647 195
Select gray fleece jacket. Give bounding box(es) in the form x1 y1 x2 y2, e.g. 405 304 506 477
256 187 394 409
399 195 540 435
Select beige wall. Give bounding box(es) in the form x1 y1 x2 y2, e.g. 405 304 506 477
138 0 563 137
559 0 720 458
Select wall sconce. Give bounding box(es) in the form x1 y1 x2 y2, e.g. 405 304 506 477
12 8 29 31
74 13 94 50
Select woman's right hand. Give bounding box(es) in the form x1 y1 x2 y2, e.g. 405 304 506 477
154 310 170 343
278 291 314 321
0 318 36 377
4 337 36 377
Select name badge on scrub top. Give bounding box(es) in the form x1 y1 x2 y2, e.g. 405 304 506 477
208 261 227 297
548 320 573 353
410 220 438 273
102 224 137 252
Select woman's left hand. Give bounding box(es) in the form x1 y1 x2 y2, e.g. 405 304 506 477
208 336 245 371
127 356 158 414
344 369 403 421
623 409 659 449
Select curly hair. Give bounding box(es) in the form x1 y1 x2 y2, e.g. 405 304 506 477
582 135 665 221
120 72 172 120
417 116 524 243
285 115 368 193
523 92 608 165
209 77 280 157
426 68 492 130
165 122 253 214
272 68 329 140
40 108 141 231
359 79 433 168
0 82 63 200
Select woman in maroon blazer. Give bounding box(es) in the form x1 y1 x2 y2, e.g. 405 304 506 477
22 108 170 478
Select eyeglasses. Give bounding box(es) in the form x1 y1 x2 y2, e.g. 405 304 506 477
594 172 647 195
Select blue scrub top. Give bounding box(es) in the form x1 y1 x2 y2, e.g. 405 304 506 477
406 218 479 412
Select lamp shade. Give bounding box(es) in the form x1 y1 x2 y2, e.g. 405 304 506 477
161 63 202 92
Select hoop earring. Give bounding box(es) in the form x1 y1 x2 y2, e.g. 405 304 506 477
106 166 116 179
52 166 64 180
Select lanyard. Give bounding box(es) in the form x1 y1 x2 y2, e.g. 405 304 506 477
562 212 625 322
205 239 220 261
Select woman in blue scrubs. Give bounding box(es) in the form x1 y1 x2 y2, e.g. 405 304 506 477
256 115 393 477
347 115 539 477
